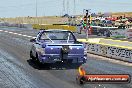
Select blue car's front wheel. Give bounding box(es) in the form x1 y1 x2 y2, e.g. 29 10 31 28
30 51 42 65
30 51 36 61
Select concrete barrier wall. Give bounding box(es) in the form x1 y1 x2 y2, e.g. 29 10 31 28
87 43 132 62
77 38 132 62
22 23 32 28
99 39 132 48
32 24 76 32
0 22 32 28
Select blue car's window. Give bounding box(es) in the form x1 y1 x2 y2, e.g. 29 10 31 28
40 31 74 41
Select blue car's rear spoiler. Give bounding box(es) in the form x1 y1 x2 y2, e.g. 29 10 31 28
47 44 83 46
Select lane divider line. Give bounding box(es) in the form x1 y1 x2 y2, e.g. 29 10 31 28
18 34 22 35
9 32 14 34
4 31 8 32
22 35 28 37
27 36 32 38
13 33 18 35
0 29 35 39
32 37 36 38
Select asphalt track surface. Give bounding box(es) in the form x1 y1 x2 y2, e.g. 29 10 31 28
0 27 132 88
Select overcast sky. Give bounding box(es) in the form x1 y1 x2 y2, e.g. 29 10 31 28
0 0 131 17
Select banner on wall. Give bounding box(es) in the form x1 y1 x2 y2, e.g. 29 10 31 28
87 43 132 62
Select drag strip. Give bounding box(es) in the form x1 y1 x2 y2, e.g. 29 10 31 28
0 27 132 88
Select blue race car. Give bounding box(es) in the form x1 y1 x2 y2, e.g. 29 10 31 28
30 29 87 66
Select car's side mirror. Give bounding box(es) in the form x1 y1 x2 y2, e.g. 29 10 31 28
30 38 36 42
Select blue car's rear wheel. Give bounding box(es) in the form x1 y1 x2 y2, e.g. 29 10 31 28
35 53 50 69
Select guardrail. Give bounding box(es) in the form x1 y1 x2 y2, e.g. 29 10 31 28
77 38 132 62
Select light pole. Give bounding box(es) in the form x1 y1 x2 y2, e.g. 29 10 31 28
73 0 76 15
62 0 65 15
35 0 38 17
73 0 76 25
67 0 69 15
